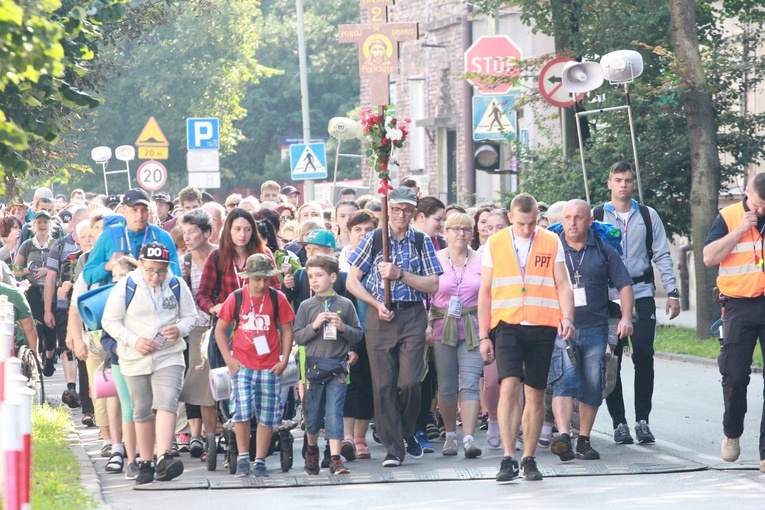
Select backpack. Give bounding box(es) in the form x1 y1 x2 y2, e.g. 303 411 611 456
206 287 280 370
593 204 654 285
125 275 182 309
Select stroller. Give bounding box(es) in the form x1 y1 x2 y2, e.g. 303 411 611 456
201 297 299 473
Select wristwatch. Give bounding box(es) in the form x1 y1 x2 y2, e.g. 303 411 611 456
667 290 680 299
397 268 406 281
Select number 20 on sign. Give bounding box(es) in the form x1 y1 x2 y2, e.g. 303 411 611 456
138 146 168 160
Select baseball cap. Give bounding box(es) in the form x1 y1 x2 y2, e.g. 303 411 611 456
298 229 336 249
34 187 54 200
237 253 282 278
281 185 300 196
153 192 173 204
140 242 171 263
122 188 151 207
34 210 52 220
387 186 418 207
106 194 121 207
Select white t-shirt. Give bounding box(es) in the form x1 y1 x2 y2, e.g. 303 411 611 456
481 227 565 268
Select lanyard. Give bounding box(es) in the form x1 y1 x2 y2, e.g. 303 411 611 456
146 282 164 319
124 229 151 258
566 246 587 285
446 249 470 298
510 230 535 293
248 292 266 316
322 292 336 313
751 223 765 269
233 260 244 289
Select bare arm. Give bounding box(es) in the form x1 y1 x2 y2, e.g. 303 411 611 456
477 265 494 362
703 212 754 266
397 268 439 295
553 260 575 340
44 269 57 327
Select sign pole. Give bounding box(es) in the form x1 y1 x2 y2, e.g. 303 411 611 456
296 0 314 201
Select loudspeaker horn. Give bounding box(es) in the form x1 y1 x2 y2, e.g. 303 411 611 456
601 50 643 84
561 61 604 94
328 117 363 140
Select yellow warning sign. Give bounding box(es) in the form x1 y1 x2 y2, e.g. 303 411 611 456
135 117 169 147
138 146 168 160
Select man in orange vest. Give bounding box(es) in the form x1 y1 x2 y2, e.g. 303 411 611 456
478 193 575 482
703 173 765 472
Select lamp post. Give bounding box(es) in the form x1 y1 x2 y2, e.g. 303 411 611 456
562 50 645 204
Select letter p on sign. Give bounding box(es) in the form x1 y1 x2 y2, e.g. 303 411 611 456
187 118 220 151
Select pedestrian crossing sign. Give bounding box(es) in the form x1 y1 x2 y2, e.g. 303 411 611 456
290 143 327 180
473 95 517 141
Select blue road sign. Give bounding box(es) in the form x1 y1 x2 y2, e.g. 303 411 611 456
472 95 516 141
290 143 327 180
187 118 220 150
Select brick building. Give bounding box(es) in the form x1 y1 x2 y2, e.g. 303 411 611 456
356 1 556 205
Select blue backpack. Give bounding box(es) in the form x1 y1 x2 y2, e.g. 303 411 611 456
124 275 182 309
547 221 623 256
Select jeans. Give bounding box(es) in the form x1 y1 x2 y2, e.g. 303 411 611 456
606 297 656 426
549 326 608 407
304 373 347 440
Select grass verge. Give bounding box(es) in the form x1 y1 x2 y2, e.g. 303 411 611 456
655 325 763 368
28 404 96 510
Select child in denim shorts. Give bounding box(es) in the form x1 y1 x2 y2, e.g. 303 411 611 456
294 254 362 475
215 254 295 478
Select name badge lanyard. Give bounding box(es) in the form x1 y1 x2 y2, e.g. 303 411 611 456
322 292 336 313
124 228 151 259
146 282 165 322
752 223 765 269
233 260 244 289
249 292 266 323
446 249 470 300
511 231 536 294
567 247 587 286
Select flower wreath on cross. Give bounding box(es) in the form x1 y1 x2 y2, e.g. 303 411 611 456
360 108 411 195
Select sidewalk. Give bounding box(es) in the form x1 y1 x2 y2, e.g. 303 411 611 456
654 297 697 329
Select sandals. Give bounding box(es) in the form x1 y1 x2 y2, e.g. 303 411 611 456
105 451 124 473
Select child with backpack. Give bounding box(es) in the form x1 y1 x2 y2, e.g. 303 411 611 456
101 242 198 485
214 253 295 478
293 254 362 475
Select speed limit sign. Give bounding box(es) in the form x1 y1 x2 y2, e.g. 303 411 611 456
136 160 167 191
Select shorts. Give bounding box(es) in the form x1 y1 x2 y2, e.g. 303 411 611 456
123 365 184 423
304 373 347 440
494 323 556 390
230 368 283 427
548 325 608 407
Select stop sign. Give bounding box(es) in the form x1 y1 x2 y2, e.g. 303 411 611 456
464 35 523 95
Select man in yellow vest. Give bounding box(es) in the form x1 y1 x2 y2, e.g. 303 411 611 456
703 173 765 472
478 193 575 482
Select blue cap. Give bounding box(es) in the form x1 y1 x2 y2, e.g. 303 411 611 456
299 229 336 249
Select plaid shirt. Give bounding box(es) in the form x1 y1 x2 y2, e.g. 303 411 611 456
348 225 442 303
196 248 280 315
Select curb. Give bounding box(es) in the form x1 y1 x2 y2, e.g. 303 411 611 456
655 351 763 374
68 428 110 510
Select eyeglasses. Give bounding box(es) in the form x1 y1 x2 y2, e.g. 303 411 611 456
227 202 240 208
280 216 293 221
446 227 473 235
390 206 415 216
144 267 169 276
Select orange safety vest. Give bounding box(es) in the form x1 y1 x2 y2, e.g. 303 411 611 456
717 202 765 298
489 227 562 328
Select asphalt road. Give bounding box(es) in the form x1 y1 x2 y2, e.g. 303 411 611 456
45 353 765 510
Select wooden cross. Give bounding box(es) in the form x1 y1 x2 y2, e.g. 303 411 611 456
338 0 419 106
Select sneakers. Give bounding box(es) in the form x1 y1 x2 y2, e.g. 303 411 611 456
404 435 424 459
82 413 95 428
551 433 575 462
576 438 600 460
42 357 55 377
442 436 458 456
235 456 250 477
635 420 655 444
252 461 269 477
415 430 434 453
496 456 519 482
135 461 155 485
341 440 356 462
614 423 634 444
155 452 184 481
355 442 371 459
520 456 543 481
721 436 741 462
371 422 382 444
125 460 140 480
329 455 350 475
189 436 204 458
382 454 402 467
61 387 80 408
464 438 482 459
304 445 320 475
426 421 440 440
321 443 331 468
177 433 190 453
487 433 501 449
101 443 112 458
478 413 489 431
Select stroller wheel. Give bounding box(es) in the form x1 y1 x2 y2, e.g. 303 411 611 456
206 432 217 471
280 431 294 472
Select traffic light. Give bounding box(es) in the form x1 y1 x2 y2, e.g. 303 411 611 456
474 141 500 172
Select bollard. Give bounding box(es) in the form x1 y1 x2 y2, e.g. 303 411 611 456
16 385 34 510
0 329 12 498
3 399 20 510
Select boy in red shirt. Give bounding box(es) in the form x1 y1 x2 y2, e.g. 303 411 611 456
215 254 295 478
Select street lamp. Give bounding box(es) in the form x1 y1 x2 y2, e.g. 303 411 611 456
327 117 363 201
562 50 645 204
